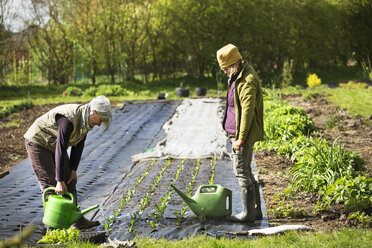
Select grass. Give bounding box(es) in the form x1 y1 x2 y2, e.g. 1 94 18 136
0 76 224 108
39 228 372 248
277 85 372 117
327 87 372 116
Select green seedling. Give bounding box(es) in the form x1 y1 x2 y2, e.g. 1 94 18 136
130 158 171 232
175 159 200 225
105 158 156 231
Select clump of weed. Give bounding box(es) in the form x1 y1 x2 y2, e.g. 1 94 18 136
268 201 307 218
326 114 342 129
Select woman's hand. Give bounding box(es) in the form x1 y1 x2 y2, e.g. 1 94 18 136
55 181 67 194
232 139 244 152
67 170 77 184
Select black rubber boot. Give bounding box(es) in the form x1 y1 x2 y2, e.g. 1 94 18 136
231 185 256 223
71 216 100 230
253 182 263 220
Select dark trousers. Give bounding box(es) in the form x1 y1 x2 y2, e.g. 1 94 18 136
25 139 77 202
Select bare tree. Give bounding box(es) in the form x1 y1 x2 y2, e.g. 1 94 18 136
29 0 74 84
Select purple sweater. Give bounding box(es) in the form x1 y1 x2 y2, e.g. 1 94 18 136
224 80 236 135
55 114 86 182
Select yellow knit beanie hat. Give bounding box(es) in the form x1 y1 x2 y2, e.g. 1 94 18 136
217 44 242 69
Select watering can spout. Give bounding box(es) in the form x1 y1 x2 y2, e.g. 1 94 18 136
70 204 99 224
170 184 202 217
81 204 99 215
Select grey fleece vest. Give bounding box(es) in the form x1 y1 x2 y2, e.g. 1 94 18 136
24 104 91 152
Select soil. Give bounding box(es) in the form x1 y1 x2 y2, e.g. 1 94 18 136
0 95 371 232
255 93 372 232
0 104 60 177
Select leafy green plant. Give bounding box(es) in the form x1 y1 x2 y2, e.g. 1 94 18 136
265 101 315 141
65 86 83 96
37 228 80 244
83 86 98 96
306 73 322 87
95 85 131 96
288 138 365 192
255 94 370 214
312 201 332 213
267 201 307 218
348 211 372 227
319 174 372 213
277 136 315 159
0 100 33 119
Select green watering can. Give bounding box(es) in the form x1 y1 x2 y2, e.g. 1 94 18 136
42 187 99 229
171 184 232 221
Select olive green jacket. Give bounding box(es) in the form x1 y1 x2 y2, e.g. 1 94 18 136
24 104 91 152
226 61 264 145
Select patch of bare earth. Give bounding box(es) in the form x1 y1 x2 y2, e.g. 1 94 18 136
255 93 372 232
0 104 60 177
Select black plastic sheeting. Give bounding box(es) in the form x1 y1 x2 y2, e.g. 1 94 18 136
0 100 180 243
100 142 268 241
0 99 268 243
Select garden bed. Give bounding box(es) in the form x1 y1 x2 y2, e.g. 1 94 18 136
0 94 371 242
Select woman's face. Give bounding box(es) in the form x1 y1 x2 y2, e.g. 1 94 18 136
221 63 238 77
222 66 233 76
88 111 105 128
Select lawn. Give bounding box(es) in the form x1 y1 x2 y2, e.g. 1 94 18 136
44 228 372 248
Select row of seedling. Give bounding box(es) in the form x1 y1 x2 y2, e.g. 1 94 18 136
208 156 217 184
149 159 187 228
105 158 156 231
129 158 172 233
174 158 201 225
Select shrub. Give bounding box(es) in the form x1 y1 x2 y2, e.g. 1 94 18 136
306 73 322 87
263 101 315 141
64 86 83 96
95 85 129 96
83 87 98 97
0 101 34 119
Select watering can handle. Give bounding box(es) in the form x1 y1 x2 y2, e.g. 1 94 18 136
198 185 218 193
42 187 76 206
